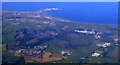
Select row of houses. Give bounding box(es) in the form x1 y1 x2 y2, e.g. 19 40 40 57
9 45 48 56
97 42 111 48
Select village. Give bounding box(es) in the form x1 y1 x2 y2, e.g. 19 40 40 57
9 45 48 56
7 44 73 63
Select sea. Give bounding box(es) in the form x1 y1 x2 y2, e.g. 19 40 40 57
2 2 118 24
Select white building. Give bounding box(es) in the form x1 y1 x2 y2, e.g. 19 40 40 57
95 35 101 39
60 50 72 55
75 29 87 33
75 29 95 34
97 42 111 48
105 42 111 46
92 53 100 57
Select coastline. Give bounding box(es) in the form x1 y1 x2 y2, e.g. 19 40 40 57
3 2 118 25
2 8 118 26
42 9 118 25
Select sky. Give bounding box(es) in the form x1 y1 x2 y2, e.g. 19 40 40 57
1 0 120 2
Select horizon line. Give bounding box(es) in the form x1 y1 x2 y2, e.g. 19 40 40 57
1 0 120 2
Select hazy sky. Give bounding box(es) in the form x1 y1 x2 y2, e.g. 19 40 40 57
2 0 120 2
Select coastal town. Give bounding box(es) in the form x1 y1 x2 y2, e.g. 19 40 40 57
2 8 118 63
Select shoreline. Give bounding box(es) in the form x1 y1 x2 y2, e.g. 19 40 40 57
42 10 118 26
39 8 118 25
2 9 118 26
